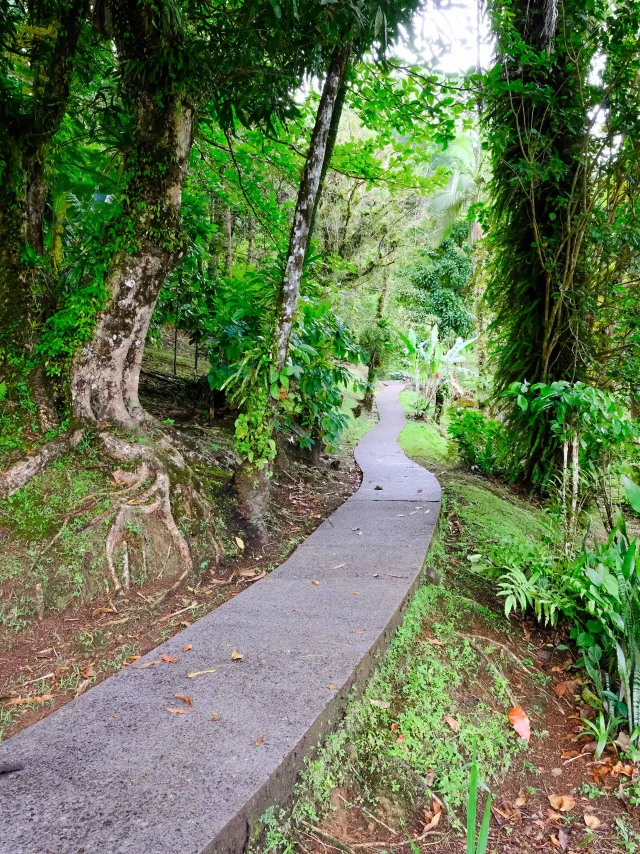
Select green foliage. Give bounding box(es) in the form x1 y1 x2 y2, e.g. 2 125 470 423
484 0 640 480
467 742 492 854
501 381 637 522
401 227 475 338
479 513 640 733
448 409 506 476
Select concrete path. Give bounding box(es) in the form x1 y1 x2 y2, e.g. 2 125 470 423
0 382 441 854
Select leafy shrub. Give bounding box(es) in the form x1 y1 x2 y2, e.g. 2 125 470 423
448 409 506 475
483 510 640 736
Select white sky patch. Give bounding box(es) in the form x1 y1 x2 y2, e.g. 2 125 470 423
398 0 494 73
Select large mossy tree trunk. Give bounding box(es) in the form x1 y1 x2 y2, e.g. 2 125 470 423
71 3 194 428
234 43 351 539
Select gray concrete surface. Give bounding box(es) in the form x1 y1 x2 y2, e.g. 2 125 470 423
0 382 441 854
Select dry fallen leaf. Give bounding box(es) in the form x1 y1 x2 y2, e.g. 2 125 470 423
231 649 244 661
160 654 178 663
235 536 245 551
7 694 53 706
255 735 264 746
396 733 406 745
444 715 460 733
426 637 445 647
584 814 601 830
311 580 320 585
328 684 337 690
422 801 442 832
554 682 567 697
133 659 163 668
167 707 188 715
509 706 531 742
81 666 96 679
548 794 575 812
558 827 571 851
75 679 91 698
92 606 116 616
175 694 193 707
369 699 390 709
332 563 346 569
187 668 218 678
183 644 192 653
515 790 527 807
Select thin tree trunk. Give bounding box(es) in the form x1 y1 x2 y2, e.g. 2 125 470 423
247 216 254 265
234 43 351 539
173 327 178 376
308 71 349 241
272 43 351 373
225 208 233 276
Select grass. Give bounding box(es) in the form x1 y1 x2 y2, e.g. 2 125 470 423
397 391 451 466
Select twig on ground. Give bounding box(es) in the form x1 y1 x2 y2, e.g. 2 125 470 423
336 793 399 837
468 639 519 709
468 635 534 675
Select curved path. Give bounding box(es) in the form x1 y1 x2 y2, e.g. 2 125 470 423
0 382 440 854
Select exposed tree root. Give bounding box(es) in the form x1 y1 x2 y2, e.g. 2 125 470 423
0 429 84 499
97 431 221 602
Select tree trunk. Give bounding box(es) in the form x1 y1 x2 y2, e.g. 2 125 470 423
234 44 350 537
71 98 194 427
272 43 351 373
434 387 445 424
225 207 233 275
25 155 46 257
247 216 254 265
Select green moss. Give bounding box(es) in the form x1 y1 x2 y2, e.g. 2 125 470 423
449 481 549 545
399 419 450 466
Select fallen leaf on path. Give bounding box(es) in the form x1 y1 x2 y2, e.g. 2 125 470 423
235 536 245 550
183 644 192 652
187 669 218 678
369 699 390 709
81 666 96 679
255 735 264 746
584 814 601 830
332 563 345 569
75 679 91 698
231 649 244 661
328 684 337 690
515 790 527 807
509 706 531 742
312 579 320 585
422 801 442 831
444 715 460 733
548 794 575 812
134 659 163 668
6 694 53 706
167 707 187 715
554 682 567 697
426 638 445 647
160 654 178 663
175 694 193 707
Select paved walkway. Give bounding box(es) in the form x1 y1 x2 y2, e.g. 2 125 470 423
0 382 441 854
